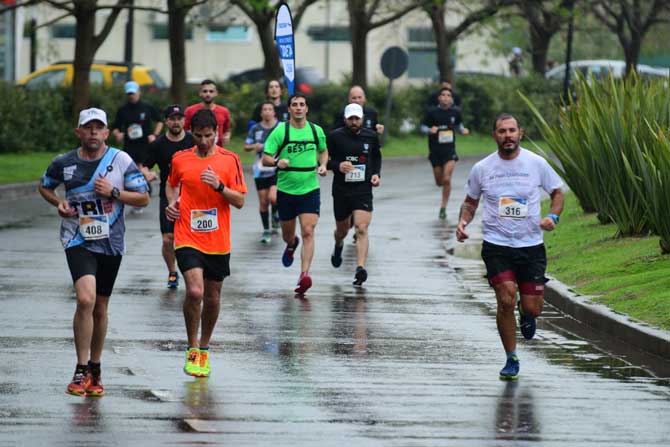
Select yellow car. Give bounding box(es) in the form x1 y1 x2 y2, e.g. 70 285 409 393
17 61 167 92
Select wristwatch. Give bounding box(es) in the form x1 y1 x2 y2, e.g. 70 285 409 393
547 213 559 224
216 182 225 193
111 187 120 199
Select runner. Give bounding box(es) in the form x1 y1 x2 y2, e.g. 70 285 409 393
456 113 564 380
250 79 289 127
165 109 246 378
262 93 328 294
185 79 232 146
244 101 280 243
327 103 382 286
421 87 470 220
144 104 194 288
38 108 150 397
111 81 163 202
332 85 384 135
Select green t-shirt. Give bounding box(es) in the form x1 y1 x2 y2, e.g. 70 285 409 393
263 121 327 195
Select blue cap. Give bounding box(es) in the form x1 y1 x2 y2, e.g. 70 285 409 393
124 81 139 94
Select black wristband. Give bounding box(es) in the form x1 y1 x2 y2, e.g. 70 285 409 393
216 182 225 193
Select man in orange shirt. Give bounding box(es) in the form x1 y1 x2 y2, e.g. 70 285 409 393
166 109 246 377
184 79 231 146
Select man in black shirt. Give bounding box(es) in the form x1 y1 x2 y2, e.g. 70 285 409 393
112 81 163 200
421 87 469 220
332 86 384 135
327 103 382 286
144 104 194 288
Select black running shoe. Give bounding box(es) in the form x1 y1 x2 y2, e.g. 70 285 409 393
353 266 367 286
331 242 343 268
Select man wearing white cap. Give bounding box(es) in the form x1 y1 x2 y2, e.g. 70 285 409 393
38 108 150 397
112 81 163 201
327 103 382 286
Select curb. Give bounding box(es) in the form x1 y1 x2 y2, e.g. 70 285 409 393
0 181 37 201
544 278 670 359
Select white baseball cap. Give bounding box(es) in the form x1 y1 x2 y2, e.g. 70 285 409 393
78 108 108 127
344 103 363 119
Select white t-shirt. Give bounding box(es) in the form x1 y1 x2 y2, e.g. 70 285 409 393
464 148 564 248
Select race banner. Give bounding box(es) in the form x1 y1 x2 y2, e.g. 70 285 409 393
274 2 295 95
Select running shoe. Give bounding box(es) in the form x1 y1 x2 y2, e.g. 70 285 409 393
66 368 91 396
294 272 312 294
167 271 179 289
260 230 272 244
499 355 520 381
438 207 446 220
198 350 211 377
353 266 368 286
184 347 201 377
518 300 536 340
86 372 105 397
331 242 344 268
282 236 300 267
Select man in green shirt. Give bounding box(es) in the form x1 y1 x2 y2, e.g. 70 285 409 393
263 93 328 294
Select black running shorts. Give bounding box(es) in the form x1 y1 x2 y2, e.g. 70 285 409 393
428 148 459 167
159 195 174 234
175 247 230 282
277 189 320 221
65 245 122 297
481 240 548 285
332 192 373 221
254 175 277 191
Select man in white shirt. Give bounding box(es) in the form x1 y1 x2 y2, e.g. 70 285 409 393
456 113 564 381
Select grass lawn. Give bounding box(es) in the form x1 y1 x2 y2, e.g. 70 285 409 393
0 132 496 185
543 193 670 330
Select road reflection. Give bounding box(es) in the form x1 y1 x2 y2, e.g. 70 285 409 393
494 381 541 443
70 397 105 430
330 291 369 358
182 378 217 421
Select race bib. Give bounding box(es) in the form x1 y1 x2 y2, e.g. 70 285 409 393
79 215 110 240
191 208 219 232
345 164 366 182
498 197 528 219
127 123 143 140
438 129 454 144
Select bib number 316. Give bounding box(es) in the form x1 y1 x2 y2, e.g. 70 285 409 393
498 197 528 219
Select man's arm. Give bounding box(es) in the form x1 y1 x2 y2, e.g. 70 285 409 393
317 148 329 176
540 188 564 231
38 184 77 218
456 195 480 242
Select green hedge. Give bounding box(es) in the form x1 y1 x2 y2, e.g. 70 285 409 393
0 75 561 153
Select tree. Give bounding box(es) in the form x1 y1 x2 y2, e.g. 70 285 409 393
425 0 513 82
43 0 129 118
592 0 670 75
516 0 574 74
229 0 319 80
347 0 424 88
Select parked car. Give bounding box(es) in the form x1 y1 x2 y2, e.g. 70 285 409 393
226 66 326 94
545 59 670 81
17 61 167 92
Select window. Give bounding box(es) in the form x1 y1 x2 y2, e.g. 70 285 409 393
90 69 104 85
25 69 66 88
152 24 193 40
306 26 350 42
408 27 437 79
206 25 249 42
51 24 76 39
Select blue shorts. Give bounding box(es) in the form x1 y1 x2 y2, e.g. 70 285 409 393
277 188 320 221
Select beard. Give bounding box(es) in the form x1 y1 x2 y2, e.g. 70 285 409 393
168 125 182 136
499 139 519 154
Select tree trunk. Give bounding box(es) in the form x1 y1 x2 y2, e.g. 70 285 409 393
257 17 282 80
348 0 368 88
529 26 551 75
623 35 642 78
72 2 97 122
428 2 452 82
168 0 187 105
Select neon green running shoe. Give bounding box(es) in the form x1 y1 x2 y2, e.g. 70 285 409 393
198 350 211 377
184 347 201 377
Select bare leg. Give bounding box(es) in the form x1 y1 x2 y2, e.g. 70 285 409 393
72 275 96 365
182 268 205 348
199 279 223 347
494 281 518 353
432 165 444 186
89 295 110 363
440 160 457 209
161 233 176 273
281 218 297 245
298 213 319 273
353 210 372 267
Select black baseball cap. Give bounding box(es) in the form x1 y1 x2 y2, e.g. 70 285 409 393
164 104 185 118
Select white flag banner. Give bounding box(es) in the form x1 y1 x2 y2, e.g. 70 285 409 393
274 2 295 95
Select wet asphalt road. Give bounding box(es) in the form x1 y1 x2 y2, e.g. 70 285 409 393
1 157 669 446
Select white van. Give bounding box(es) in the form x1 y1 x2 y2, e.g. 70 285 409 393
545 59 669 80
